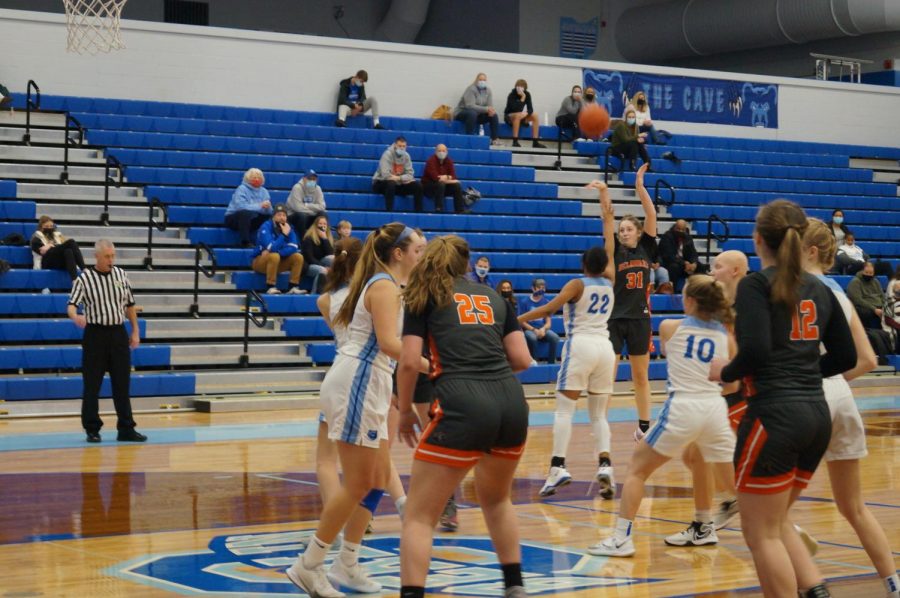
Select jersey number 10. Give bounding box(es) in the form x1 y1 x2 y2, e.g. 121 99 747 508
683 335 715 363
454 293 495 325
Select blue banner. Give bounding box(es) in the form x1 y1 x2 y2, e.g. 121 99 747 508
582 68 779 128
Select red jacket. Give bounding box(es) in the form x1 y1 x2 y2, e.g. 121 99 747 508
422 155 457 183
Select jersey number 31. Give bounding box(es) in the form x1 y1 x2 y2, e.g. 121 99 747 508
454 293 495 325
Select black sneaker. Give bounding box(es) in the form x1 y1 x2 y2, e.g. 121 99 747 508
532 140 547 149
86 432 101 443
803 583 832 598
117 430 148 442
334 119 346 128
511 139 521 148
373 123 385 130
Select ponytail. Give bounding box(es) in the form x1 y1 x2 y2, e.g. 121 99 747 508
403 235 470 315
684 275 734 327
322 236 362 294
802 218 837 272
755 199 808 310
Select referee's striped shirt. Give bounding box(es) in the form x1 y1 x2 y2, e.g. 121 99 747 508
68 266 136 326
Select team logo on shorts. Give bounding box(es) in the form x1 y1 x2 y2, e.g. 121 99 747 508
367 429 378 441
108 530 665 595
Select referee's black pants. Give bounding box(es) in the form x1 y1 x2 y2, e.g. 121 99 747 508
81 324 135 434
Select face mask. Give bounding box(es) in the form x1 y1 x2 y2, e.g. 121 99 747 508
585 93 595 100
501 290 513 298
626 117 636 126
674 230 685 238
475 266 489 277
43 227 55 235
476 80 487 90
304 180 316 191
317 225 327 232
394 148 406 158
436 151 447 160
637 99 646 106
354 79 363 87
862 274 874 281
572 92 582 99
516 86 524 94
533 289 545 297
833 216 844 225
249 179 262 188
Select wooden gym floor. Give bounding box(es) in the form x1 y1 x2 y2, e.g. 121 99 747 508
0 389 897 597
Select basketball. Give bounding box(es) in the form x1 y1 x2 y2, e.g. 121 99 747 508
578 104 611 139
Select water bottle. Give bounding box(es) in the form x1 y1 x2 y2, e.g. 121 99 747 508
478 125 485 136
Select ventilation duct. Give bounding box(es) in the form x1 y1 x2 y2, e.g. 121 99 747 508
617 0 900 63
373 0 431 44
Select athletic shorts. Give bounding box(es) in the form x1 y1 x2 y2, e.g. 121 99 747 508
413 372 435 404
734 398 831 495
609 317 652 356
415 375 529 469
320 354 392 449
644 393 735 463
556 335 616 394
724 390 748 433
822 376 868 462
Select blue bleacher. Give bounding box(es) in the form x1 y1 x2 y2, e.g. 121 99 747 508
0 319 145 342
0 372 195 401
0 270 73 291
0 345 170 370
0 180 16 198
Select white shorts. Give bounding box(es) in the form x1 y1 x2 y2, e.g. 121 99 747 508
645 393 735 462
556 335 616 395
822 376 868 462
320 354 392 449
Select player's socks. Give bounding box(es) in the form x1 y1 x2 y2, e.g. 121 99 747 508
400 587 425 598
550 456 566 468
884 573 899 597
501 563 524 589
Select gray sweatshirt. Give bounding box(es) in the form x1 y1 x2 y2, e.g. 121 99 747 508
557 96 582 118
286 182 326 217
455 83 493 116
372 146 414 183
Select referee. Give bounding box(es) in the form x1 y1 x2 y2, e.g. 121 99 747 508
67 239 147 443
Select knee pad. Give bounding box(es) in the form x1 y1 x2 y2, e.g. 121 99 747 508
587 394 609 423
360 488 385 514
555 392 577 418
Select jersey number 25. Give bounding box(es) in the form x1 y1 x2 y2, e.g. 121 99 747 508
454 293 495 325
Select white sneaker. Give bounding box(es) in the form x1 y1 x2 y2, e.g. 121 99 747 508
286 558 345 598
539 466 572 497
327 559 382 594
266 287 282 295
794 524 819 556
287 286 308 295
712 498 739 530
664 521 718 546
596 466 615 499
633 427 646 442
587 535 635 557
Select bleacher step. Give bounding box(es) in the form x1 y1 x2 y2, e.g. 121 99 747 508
849 158 900 172
0 144 104 163
134 292 245 313
126 270 231 289
0 162 126 183
0 111 67 128
193 394 319 413
170 342 309 366
39 224 189 245
511 154 597 169
536 170 606 185
36 202 157 224
193 367 325 394
17 182 143 201
872 171 900 184
0 126 70 145
145 317 283 339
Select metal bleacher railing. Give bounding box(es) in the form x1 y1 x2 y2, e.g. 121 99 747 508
142 197 168 270
241 290 268 367
101 153 124 225
60 113 85 184
704 214 730 267
189 242 217 318
22 79 41 145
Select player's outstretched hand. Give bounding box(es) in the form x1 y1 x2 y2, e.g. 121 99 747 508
636 162 650 186
398 409 421 449
585 179 608 192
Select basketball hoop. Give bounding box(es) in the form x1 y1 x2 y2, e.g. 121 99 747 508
62 0 128 55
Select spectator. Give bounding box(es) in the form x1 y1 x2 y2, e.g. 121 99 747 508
468 255 493 286
336 219 353 239
335 69 382 129
422 144 466 213
372 136 424 212
835 232 867 274
286 170 326 234
0 82 11 110
828 209 849 245
583 87 598 107
302 214 335 294
454 73 500 144
225 168 272 248
610 107 651 171
518 278 559 364
624 91 669 145
847 262 884 329
658 219 701 292
30 215 85 280
886 264 900 301
251 204 305 295
555 85 583 141
496 279 517 311
503 79 546 148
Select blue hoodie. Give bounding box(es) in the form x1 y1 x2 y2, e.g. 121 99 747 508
253 219 299 259
226 182 273 216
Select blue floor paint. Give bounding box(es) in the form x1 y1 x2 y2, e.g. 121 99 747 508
0 394 896 454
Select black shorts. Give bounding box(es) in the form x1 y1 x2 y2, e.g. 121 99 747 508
724 390 747 432
413 373 435 404
734 399 831 495
609 317 652 356
415 375 529 468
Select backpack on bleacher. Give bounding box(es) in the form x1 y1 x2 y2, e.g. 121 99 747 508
463 186 481 208
430 104 452 121
0 233 26 246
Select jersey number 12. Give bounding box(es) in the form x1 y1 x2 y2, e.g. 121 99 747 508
454 293 495 325
790 300 819 341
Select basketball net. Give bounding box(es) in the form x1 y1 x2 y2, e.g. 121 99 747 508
62 0 127 55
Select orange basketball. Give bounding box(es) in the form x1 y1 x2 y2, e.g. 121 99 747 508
578 104 611 139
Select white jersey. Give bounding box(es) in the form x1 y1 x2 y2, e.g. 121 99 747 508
664 316 729 396
337 273 403 373
816 274 854 381
563 277 614 338
328 284 351 350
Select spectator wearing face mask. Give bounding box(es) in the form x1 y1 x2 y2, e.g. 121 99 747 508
518 278 559 365
556 85 584 142
828 209 850 245
847 262 884 329
454 73 501 145
422 144 466 214
503 78 547 148
610 108 651 172
286 170 326 234
30 215 85 280
624 91 670 145
496 279 517 311
335 69 383 129
301 214 335 294
225 168 273 248
372 136 424 212
468 255 493 286
658 219 701 292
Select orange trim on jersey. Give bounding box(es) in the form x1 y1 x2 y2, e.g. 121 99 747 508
739 469 797 494
415 441 483 468
419 398 444 444
793 468 815 489
427 334 442 380
734 418 766 490
490 443 525 461
741 375 757 398
728 400 748 432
